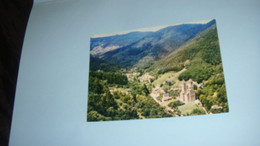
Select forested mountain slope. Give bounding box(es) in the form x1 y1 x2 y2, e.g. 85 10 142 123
146 24 228 113
91 19 216 68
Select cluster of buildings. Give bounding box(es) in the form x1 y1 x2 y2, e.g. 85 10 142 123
162 93 172 102
151 79 196 104
125 72 139 81
150 86 173 102
150 86 165 99
138 73 155 83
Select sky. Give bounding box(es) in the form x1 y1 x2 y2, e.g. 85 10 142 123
91 19 213 38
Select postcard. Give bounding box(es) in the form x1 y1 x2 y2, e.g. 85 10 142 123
87 19 228 121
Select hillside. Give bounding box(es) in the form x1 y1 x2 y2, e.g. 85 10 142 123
91 19 216 69
148 24 220 75
90 31 152 57
87 19 228 121
89 55 119 72
146 24 228 113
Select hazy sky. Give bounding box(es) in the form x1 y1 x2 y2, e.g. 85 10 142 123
91 19 213 38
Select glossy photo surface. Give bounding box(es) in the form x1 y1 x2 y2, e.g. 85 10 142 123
87 19 228 122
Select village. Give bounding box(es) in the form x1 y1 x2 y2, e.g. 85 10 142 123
109 70 214 117
87 19 228 121
137 72 208 116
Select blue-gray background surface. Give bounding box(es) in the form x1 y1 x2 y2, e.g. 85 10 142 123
9 0 260 145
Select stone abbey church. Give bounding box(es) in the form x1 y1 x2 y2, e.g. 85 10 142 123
178 79 196 103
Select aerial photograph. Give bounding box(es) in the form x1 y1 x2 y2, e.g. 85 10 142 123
87 19 229 122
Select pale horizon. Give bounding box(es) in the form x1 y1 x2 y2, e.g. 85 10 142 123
91 19 214 38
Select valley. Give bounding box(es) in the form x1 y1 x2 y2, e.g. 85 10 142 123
87 19 229 121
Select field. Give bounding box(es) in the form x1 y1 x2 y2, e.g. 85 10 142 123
152 69 186 87
178 101 205 115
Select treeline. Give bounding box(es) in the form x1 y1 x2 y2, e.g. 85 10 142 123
157 64 184 74
87 71 138 121
88 91 139 121
154 26 228 114
151 26 221 78
196 73 228 113
176 27 228 113
178 59 214 83
87 70 172 121
89 71 128 85
114 88 172 119
180 26 221 66
89 56 119 72
177 27 222 83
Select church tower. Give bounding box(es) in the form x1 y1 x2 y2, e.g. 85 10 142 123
179 79 196 103
180 80 186 102
181 80 186 92
188 79 193 89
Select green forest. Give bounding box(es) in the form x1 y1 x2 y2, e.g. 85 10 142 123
87 70 173 121
149 26 229 114
87 23 228 121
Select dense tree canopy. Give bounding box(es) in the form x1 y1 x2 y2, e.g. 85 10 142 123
87 23 228 121
87 69 172 121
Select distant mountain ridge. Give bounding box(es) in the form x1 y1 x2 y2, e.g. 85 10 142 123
90 31 153 56
90 19 216 69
